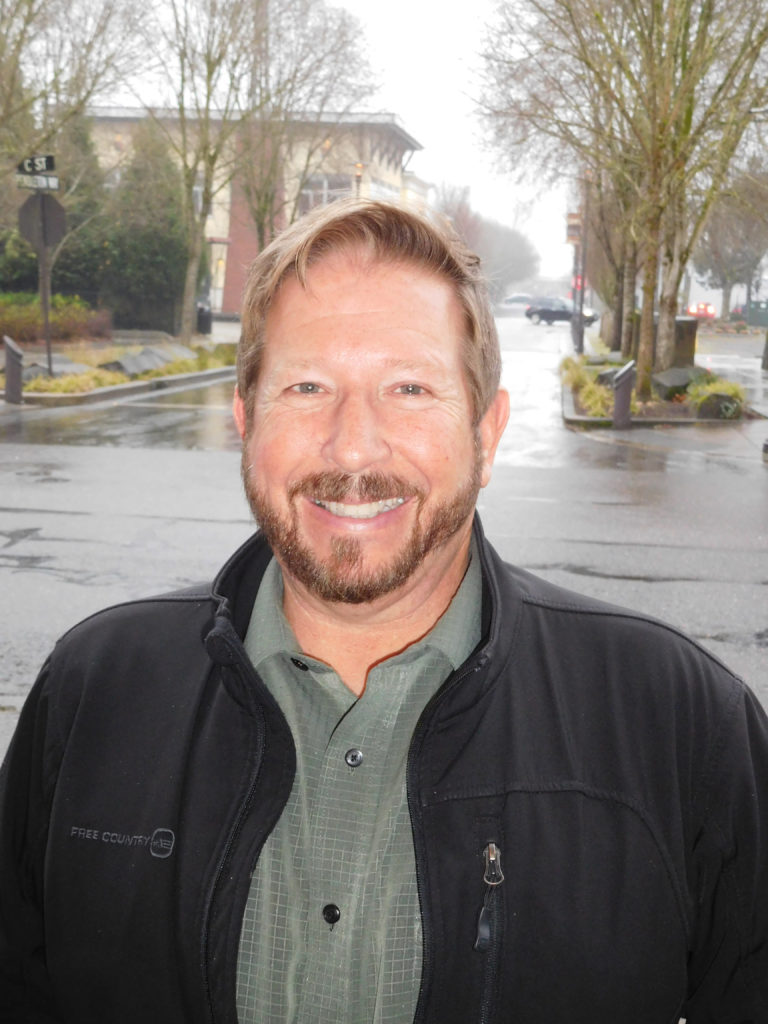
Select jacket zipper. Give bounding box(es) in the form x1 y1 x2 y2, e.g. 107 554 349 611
200 653 268 1024
406 657 491 1024
474 842 504 1024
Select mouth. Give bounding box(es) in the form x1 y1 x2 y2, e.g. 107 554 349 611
312 497 406 519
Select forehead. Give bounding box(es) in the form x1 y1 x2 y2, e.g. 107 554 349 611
263 249 464 356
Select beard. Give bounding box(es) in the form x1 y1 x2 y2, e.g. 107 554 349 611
241 449 482 605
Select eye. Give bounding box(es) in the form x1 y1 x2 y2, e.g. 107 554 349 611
291 382 323 394
394 383 427 396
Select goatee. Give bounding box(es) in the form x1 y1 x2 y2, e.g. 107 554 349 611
240 457 481 605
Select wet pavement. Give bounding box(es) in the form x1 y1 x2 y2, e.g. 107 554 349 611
1 317 766 755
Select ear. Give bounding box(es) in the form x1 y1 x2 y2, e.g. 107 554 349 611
477 389 509 488
232 386 247 439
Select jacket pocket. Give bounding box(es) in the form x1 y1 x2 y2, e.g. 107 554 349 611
473 841 504 1024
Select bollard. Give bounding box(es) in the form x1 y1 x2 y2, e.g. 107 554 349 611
612 359 636 429
3 335 23 405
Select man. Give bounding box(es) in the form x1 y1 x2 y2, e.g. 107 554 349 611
1 199 767 1023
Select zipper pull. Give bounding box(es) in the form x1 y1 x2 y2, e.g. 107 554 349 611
474 842 504 952
483 842 504 886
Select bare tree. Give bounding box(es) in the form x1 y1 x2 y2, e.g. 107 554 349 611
481 0 768 397
0 0 143 178
141 0 373 342
693 162 768 316
138 0 270 342
238 0 375 247
435 185 540 299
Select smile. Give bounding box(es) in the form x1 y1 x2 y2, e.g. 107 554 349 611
313 497 406 519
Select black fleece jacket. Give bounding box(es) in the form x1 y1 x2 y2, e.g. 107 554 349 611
1 518 767 1023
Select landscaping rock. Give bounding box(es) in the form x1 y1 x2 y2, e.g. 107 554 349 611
652 366 706 400
161 343 198 361
696 392 742 419
596 367 619 385
99 345 194 377
22 354 93 383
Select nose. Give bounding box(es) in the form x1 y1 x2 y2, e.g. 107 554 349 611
321 392 391 472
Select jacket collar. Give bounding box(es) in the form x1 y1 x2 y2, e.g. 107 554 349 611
206 513 511 673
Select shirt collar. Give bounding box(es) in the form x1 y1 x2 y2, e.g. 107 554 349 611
245 535 482 673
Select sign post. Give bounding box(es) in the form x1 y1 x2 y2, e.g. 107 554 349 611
16 157 64 377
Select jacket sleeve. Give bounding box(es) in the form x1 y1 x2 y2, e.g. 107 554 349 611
0 661 64 1023
684 682 768 1022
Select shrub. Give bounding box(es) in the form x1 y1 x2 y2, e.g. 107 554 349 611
138 357 199 379
560 355 589 390
211 342 237 366
577 379 613 418
23 368 129 393
136 347 236 380
0 293 111 341
686 374 745 416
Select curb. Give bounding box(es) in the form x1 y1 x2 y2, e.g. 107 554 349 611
561 386 766 427
4 366 236 408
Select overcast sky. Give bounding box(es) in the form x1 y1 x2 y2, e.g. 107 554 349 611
336 0 573 278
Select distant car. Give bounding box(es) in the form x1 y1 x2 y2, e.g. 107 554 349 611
525 296 598 326
495 293 532 316
687 301 716 319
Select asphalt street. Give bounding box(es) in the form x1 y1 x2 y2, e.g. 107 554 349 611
1 317 766 757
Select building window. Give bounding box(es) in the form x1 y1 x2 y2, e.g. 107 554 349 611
298 174 353 215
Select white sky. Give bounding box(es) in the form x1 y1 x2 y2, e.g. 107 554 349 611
336 0 574 278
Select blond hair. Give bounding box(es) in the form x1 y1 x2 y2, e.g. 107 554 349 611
237 198 500 425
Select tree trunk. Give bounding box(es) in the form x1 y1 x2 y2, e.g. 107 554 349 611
656 290 678 371
721 283 732 319
621 245 637 360
637 249 657 400
612 257 624 351
680 269 692 314
178 225 205 344
656 221 685 370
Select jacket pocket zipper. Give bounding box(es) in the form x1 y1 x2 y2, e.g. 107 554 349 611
474 842 504 1024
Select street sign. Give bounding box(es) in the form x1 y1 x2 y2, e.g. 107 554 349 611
18 193 66 253
15 173 59 191
17 192 66 377
17 155 55 174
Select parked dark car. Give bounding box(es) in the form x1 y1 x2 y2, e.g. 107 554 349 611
495 292 532 316
525 296 598 326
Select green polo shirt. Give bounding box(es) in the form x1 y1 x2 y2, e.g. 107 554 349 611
236 543 482 1023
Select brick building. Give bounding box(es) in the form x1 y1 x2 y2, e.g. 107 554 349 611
89 108 426 317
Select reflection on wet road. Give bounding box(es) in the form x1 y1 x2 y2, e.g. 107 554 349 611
1 326 765 476
0 379 242 450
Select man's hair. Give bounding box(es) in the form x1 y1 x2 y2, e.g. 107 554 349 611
236 198 501 425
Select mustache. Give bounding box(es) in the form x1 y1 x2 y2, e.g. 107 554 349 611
288 471 424 503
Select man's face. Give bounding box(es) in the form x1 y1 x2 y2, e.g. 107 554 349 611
233 249 507 606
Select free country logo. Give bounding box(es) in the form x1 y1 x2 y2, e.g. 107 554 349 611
69 824 176 858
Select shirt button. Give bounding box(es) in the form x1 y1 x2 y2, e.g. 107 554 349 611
322 903 341 925
290 657 309 671
344 748 364 768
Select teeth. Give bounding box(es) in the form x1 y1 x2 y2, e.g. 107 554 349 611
314 497 405 519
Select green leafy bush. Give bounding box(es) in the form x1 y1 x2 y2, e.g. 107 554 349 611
686 374 745 415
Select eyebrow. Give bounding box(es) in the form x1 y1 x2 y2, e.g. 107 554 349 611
268 355 454 376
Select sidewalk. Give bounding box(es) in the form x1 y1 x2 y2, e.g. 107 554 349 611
572 329 768 465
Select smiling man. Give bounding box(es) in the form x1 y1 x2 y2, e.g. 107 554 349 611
2 200 768 1024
